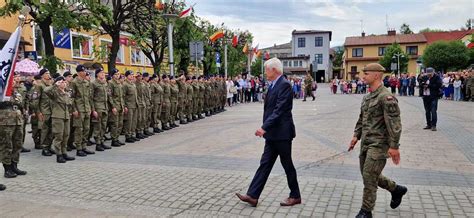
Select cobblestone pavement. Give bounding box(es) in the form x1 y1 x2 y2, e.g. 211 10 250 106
1 84 473 217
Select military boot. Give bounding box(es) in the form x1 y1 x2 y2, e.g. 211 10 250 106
390 185 408 209
355 209 372 218
95 144 105 151
76 150 87 157
144 130 154 136
67 143 76 151
83 148 95 155
3 164 17 178
56 155 66 163
125 137 135 143
20 147 31 153
136 133 145 139
63 154 75 161
101 143 112 150
153 128 161 133
111 140 122 147
11 162 27 175
42 149 53 156
0 183 5 191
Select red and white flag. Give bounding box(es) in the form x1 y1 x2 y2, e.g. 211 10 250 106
0 26 22 102
253 44 259 54
232 35 238 47
179 6 192 18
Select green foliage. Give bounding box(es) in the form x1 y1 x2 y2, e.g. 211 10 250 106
251 58 263 77
379 43 409 73
422 40 469 72
418 28 446 33
333 49 344 69
400 23 414 34
39 55 63 73
468 48 474 66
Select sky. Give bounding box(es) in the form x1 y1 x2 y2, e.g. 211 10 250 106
186 0 473 48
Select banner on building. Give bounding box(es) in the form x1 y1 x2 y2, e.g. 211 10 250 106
53 28 71 49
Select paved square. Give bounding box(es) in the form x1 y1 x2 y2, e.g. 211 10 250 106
1 84 473 217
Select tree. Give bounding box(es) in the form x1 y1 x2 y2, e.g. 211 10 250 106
419 28 445 33
332 49 344 69
400 23 413 34
422 40 469 72
466 18 472 30
0 0 95 74
84 0 146 71
379 43 409 74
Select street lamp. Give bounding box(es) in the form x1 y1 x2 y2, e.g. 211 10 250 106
157 0 178 77
392 52 404 77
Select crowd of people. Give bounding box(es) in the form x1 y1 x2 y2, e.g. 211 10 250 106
330 78 369 94
224 75 266 106
0 65 231 188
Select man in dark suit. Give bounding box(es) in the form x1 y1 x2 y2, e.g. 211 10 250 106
236 57 301 207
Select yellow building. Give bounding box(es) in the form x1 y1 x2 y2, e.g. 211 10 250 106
0 1 155 75
343 30 426 80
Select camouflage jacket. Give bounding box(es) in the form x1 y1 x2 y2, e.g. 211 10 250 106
354 85 402 157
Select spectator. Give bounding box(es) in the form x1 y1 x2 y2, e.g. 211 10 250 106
408 74 416 96
389 75 397 94
442 74 450 99
453 75 462 101
420 68 442 131
401 74 409 96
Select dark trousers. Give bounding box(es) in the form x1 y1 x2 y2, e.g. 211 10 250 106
247 140 300 199
423 97 438 127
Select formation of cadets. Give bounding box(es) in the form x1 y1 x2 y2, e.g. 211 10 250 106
2 64 229 181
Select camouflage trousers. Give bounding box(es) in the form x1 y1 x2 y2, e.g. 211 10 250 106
92 111 108 144
109 109 123 141
30 115 41 148
161 101 171 125
136 106 145 134
73 112 91 151
152 103 162 129
177 101 186 122
39 114 53 150
52 118 70 155
147 105 153 129
0 124 23 165
359 147 397 211
125 108 137 138
170 101 178 124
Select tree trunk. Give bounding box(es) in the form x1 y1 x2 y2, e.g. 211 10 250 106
39 20 57 74
108 31 120 71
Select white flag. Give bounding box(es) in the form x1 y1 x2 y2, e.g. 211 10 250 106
0 26 22 102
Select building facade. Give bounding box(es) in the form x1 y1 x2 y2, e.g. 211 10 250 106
260 42 292 59
291 30 332 82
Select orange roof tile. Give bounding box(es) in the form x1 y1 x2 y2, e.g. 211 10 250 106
344 33 427 46
423 30 474 44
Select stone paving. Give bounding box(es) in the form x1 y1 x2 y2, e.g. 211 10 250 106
0 84 473 217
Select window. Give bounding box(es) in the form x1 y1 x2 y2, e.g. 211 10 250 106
283 61 288 67
72 34 93 59
406 46 418 55
378 47 386 56
352 48 363 57
144 55 152 66
315 36 323 47
315 54 323 64
351 66 357 73
297 54 305 57
99 39 124 64
288 61 292 67
299 60 303 67
293 60 299 67
33 25 45 57
297 37 305 47
130 46 143 65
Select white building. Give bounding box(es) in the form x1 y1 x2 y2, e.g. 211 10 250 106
291 30 332 82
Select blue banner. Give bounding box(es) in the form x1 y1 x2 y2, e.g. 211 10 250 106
53 28 71 49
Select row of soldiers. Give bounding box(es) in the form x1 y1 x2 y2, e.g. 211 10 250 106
0 64 228 186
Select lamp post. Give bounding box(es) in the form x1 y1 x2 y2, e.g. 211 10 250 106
162 13 178 77
392 52 404 77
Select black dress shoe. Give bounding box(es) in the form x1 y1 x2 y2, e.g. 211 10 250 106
390 185 408 209
21 147 31 153
63 154 75 161
76 150 87 157
11 162 26 175
136 134 145 139
132 136 140 141
0 184 5 191
153 128 161 133
42 149 53 156
125 138 135 143
83 149 95 155
356 209 372 218
56 155 66 163
423 126 432 130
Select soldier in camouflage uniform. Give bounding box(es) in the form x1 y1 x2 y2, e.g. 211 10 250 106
29 75 42 149
191 76 200 120
0 78 27 178
142 73 154 136
177 74 188 124
160 75 172 130
169 77 179 128
150 75 163 133
185 77 194 122
303 72 315 101
63 72 76 151
123 71 139 143
204 78 212 116
135 73 147 139
91 69 112 151
108 69 125 147
33 69 55 156
70 65 95 157
197 77 206 119
348 63 407 218
13 73 30 153
45 76 76 163
467 70 474 101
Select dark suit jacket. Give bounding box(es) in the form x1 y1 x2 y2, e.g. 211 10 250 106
262 76 296 140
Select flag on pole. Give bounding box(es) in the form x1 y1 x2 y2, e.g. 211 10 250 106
209 30 224 43
0 26 22 101
264 51 270 60
253 44 259 54
232 35 238 47
242 43 248 53
256 50 262 58
179 6 192 18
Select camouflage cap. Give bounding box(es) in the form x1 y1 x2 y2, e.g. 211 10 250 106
362 63 385 72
